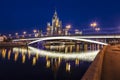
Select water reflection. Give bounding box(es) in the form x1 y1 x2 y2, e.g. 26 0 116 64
12 46 98 73
66 63 71 72
0 46 99 68
75 59 80 65
43 41 102 53
14 52 19 61
22 54 26 63
28 46 99 61
46 60 50 68
8 49 11 60
1 49 7 58
0 46 98 80
32 57 36 66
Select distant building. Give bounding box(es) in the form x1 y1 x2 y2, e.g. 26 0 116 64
0 35 7 42
46 11 63 36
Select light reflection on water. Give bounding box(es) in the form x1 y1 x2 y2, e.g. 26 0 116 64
0 46 98 80
13 46 99 61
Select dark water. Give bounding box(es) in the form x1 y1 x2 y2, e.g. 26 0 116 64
0 46 93 80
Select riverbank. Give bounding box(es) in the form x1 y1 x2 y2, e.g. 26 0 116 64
82 44 120 80
0 42 27 47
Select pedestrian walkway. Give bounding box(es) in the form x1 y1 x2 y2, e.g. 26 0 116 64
82 45 120 80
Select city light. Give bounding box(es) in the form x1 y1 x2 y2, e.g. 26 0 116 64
66 25 71 30
35 33 39 37
33 29 37 33
95 27 100 32
75 29 82 35
47 27 50 31
15 33 18 36
8 34 11 37
90 22 97 28
23 31 26 35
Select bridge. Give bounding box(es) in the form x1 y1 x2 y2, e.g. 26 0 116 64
13 36 107 45
11 34 120 52
12 34 120 44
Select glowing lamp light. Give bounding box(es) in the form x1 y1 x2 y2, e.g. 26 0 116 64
90 22 97 28
95 27 100 32
33 29 37 33
15 33 18 36
75 29 79 32
23 31 26 35
47 27 50 31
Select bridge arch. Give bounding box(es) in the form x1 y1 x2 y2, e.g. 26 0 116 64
28 36 108 45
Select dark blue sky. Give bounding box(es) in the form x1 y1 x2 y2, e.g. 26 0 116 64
0 0 120 34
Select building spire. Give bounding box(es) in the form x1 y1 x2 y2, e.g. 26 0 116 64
54 9 57 16
53 9 58 19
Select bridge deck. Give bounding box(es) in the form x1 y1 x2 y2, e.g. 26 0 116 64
82 45 120 80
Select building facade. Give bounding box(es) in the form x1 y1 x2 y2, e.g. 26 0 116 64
46 11 63 36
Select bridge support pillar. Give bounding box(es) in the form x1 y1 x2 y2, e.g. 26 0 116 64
70 45 73 53
76 44 80 52
94 44 97 50
89 44 92 51
65 46 68 53
58 47 61 52
91 44 95 51
97 44 100 50
84 43 88 51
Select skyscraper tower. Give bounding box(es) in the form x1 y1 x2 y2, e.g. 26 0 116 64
46 10 62 36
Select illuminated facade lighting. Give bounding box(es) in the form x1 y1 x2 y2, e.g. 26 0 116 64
95 27 100 32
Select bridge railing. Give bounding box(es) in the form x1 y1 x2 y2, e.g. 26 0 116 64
9 31 120 40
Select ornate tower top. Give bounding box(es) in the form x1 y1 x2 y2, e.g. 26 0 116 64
53 10 58 20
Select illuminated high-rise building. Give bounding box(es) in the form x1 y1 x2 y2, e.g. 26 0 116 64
46 10 62 36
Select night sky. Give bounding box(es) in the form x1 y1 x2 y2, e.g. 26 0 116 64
0 0 120 34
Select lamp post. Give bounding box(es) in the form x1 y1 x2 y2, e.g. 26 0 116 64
90 22 97 28
90 22 101 34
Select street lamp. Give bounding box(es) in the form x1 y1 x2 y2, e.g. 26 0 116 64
90 22 97 28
